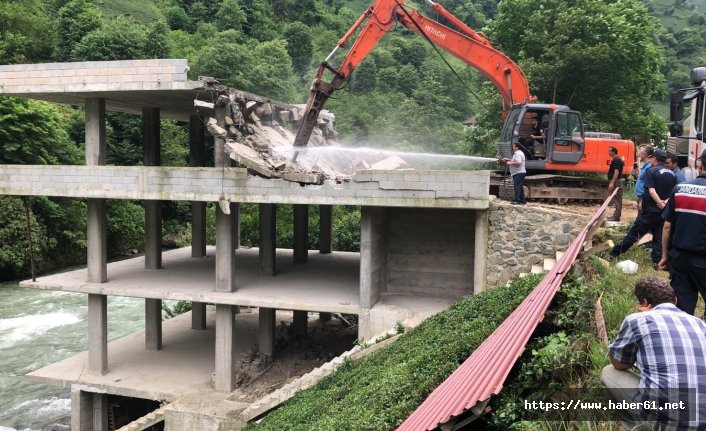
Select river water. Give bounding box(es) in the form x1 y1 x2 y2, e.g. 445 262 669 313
0 282 145 431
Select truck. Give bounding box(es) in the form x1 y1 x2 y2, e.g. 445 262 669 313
293 0 635 201
667 66 706 181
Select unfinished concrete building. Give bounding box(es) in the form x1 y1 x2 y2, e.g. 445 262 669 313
0 59 584 429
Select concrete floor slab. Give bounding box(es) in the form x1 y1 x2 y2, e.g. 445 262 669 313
21 247 361 314
28 308 222 401
27 307 318 404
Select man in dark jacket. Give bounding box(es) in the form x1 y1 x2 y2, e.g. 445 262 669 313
607 146 625 221
659 149 706 316
611 150 677 264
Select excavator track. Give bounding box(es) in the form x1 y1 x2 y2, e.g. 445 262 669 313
491 173 610 204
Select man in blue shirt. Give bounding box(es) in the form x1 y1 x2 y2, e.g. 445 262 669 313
665 152 686 184
659 149 706 315
635 146 653 213
611 149 677 264
602 276 706 430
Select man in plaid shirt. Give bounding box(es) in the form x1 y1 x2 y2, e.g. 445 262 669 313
601 276 706 430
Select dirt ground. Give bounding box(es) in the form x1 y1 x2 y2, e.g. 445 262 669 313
526 197 639 222
227 312 358 403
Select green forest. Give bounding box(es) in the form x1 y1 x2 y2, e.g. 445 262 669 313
1 0 705 279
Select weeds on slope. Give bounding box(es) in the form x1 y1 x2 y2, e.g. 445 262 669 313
246 275 541 431
486 246 669 430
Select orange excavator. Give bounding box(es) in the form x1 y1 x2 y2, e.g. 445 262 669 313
293 0 635 201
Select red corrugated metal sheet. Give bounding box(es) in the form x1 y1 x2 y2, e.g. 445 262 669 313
397 191 617 431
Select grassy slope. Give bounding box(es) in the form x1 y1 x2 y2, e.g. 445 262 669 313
246 276 540 431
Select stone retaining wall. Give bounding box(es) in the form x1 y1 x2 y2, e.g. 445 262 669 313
485 201 589 288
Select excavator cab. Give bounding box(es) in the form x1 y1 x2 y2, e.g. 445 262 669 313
499 103 585 170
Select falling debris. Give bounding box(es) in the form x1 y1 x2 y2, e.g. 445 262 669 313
198 83 414 184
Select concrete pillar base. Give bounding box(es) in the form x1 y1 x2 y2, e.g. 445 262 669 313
319 205 332 254
293 204 308 263
215 205 237 292
145 298 162 350
88 294 107 375
258 308 276 356
473 209 489 294
215 304 236 392
192 302 207 330
293 310 308 336
93 393 108 431
70 388 93 431
259 203 276 276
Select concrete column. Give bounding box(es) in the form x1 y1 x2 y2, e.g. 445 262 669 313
319 205 333 253
259 203 276 275
191 202 206 258
214 96 228 168
192 302 207 330
70 388 93 431
86 201 107 283
88 294 107 375
319 312 332 322
473 209 489 294
143 107 162 270
215 304 236 392
92 393 109 431
145 298 162 350
85 98 107 283
215 203 237 292
293 310 308 336
258 307 276 356
232 202 241 249
360 207 386 309
190 115 207 258
293 204 308 263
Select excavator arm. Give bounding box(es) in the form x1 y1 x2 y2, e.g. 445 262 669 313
293 0 534 147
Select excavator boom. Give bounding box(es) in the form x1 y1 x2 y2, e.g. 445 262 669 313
293 0 533 147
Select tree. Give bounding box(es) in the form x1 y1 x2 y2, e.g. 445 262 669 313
0 0 54 64
54 0 102 61
191 34 253 88
240 0 279 41
489 0 666 140
70 16 147 61
0 97 81 165
283 22 313 75
165 5 191 31
144 21 171 59
0 196 54 280
350 58 377 94
248 40 296 100
216 0 247 32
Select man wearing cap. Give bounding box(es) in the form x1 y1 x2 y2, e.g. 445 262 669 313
635 146 654 214
606 146 625 221
611 149 677 264
658 149 706 316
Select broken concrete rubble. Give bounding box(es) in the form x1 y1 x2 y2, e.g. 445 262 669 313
200 83 414 185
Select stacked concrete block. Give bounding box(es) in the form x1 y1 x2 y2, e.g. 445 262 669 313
0 59 189 93
0 165 490 209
